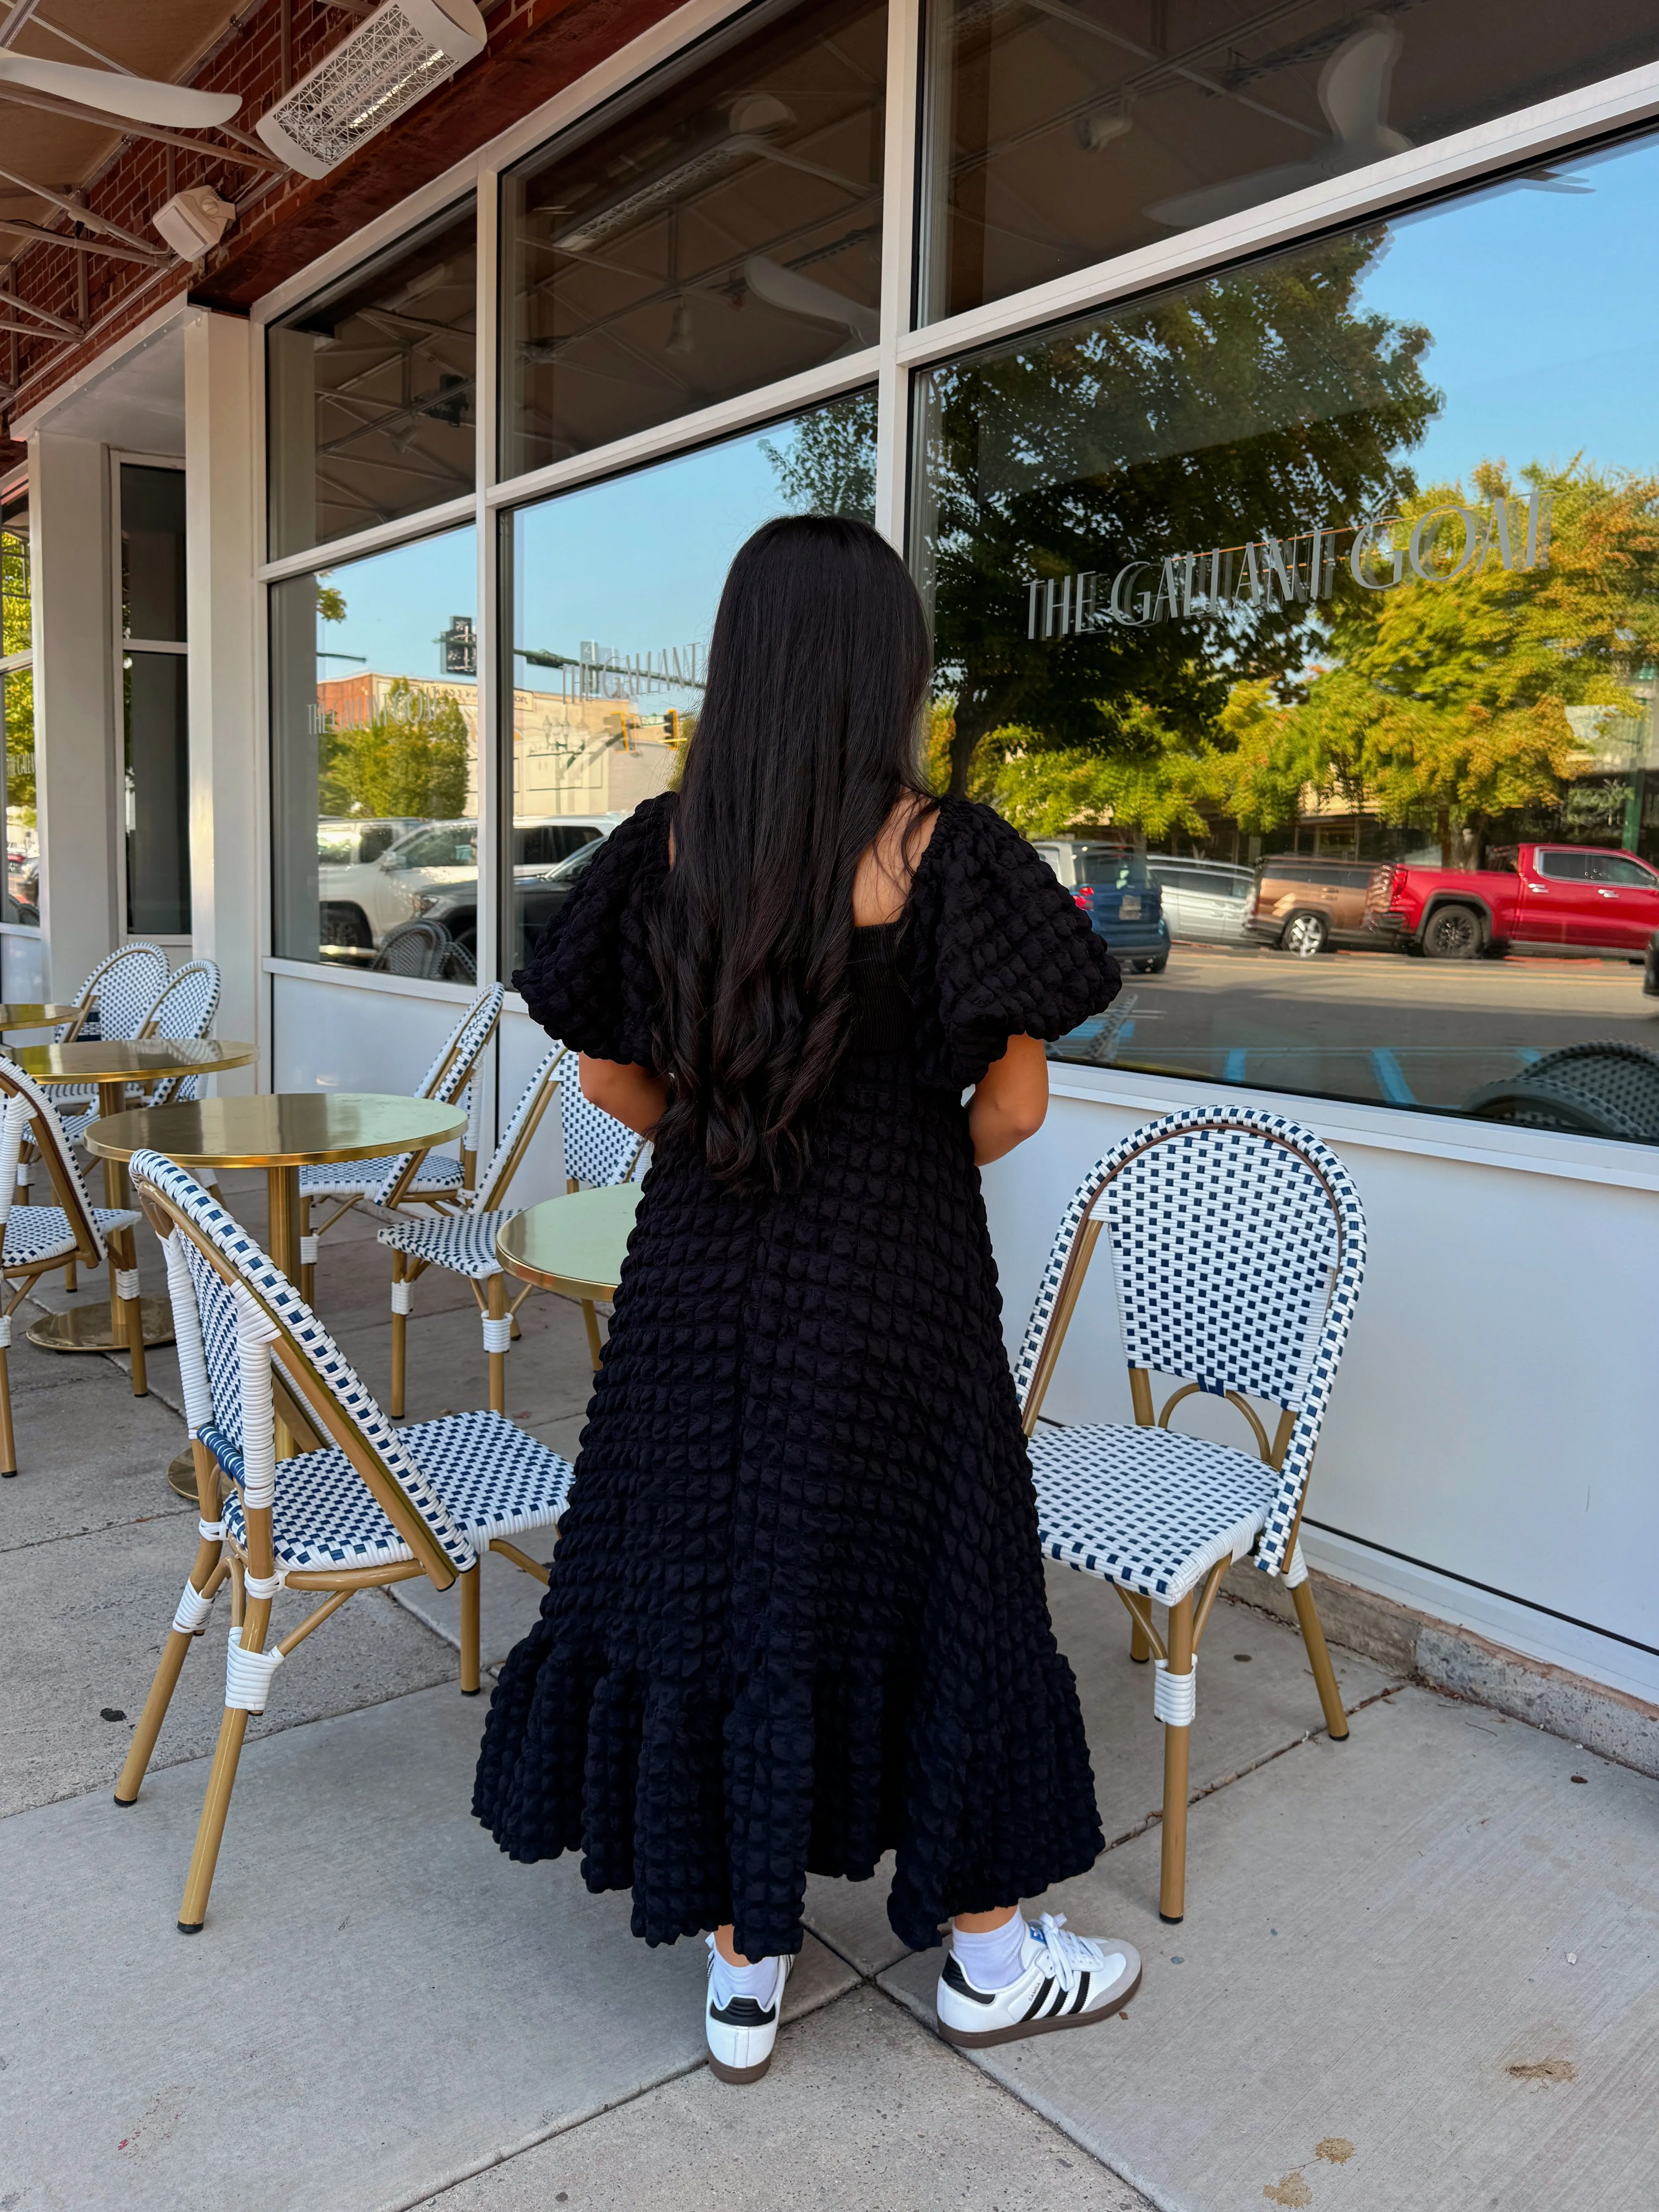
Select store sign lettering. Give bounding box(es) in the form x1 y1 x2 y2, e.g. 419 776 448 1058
1027 490 1553 639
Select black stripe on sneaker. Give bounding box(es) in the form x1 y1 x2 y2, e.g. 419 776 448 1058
1040 1981 1070 2019
709 1996 777 2026
1066 1972 1092 2015
1019 1978 1054 2023
943 1955 995 2005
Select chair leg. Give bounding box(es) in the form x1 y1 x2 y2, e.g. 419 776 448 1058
117 1554 225 1806
64 1257 76 1294
460 1562 481 1695
580 1298 603 1373
1157 1593 1196 1924
390 1254 409 1419
1129 1614 1151 1664
178 1592 271 1932
0 1329 15 1478
119 1230 148 1397
1291 1574 1350 1742
486 1273 507 1414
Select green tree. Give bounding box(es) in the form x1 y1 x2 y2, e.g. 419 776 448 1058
763 392 877 520
923 226 1439 797
320 679 471 818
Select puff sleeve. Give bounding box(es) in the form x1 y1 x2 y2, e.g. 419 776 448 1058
511 791 674 1068
905 801 1121 1088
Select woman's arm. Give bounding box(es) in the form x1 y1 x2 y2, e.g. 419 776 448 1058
968 1033 1049 1165
579 1054 669 1137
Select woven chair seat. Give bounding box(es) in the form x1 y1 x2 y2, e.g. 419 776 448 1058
299 1152 465 1200
4 1202 141 1267
209 1406 571 1573
1030 1422 1279 1604
378 1208 521 1281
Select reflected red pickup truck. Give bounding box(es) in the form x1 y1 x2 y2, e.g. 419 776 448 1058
1368 844 1659 960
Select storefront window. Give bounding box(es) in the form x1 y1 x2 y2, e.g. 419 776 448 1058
920 0 1659 323
500 0 886 481
913 125 1659 1140
502 389 875 976
270 526 478 974
0 483 38 928
267 202 476 559
121 464 189 937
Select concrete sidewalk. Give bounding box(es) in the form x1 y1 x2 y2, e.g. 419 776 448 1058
1 1169 1653 2212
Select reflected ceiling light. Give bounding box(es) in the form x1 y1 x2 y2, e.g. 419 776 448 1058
553 100 799 260
1145 20 1410 229
255 0 486 180
729 92 795 135
1076 102 1132 151
665 297 694 355
742 255 879 353
0 49 241 128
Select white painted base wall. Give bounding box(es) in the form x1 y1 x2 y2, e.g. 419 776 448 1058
271 963 1659 1706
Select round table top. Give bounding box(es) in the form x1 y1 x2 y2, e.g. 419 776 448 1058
84 1092 468 1169
11 1038 257 1084
0 1003 75 1030
496 1186 641 1297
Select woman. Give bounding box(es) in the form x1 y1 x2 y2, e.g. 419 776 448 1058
475 515 1140 2084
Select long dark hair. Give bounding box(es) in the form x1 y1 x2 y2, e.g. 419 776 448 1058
647 514 934 1197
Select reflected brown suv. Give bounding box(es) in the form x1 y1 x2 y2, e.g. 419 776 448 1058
1247 856 1392 957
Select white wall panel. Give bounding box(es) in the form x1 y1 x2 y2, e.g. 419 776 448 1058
271 969 470 1099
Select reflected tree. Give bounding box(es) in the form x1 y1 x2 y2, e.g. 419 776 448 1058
320 678 471 818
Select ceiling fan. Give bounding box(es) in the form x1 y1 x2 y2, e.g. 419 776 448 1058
0 50 241 130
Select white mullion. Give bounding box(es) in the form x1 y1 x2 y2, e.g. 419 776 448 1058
106 446 129 946
474 165 504 1144
874 0 922 549
257 493 479 585
896 57 1659 373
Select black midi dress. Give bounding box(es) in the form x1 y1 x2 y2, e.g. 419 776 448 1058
473 793 1122 1958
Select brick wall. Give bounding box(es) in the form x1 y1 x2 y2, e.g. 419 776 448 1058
2 0 683 439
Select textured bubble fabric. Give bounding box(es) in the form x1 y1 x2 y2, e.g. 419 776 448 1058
473 793 1122 1957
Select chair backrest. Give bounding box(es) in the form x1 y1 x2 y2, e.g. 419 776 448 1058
54 942 170 1044
412 982 503 1101
0 1059 111 1264
369 983 505 1208
1466 1041 1659 1142
1012 1106 1367 1575
560 1052 648 1188
139 958 220 1041
372 920 467 981
129 1149 469 1588
471 1044 566 1212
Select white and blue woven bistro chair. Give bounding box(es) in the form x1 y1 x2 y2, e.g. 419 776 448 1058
117 1148 574 1934
0 1059 151 1472
296 982 504 1303
55 958 223 1154
20 943 171 1214
377 1044 567 1417
1014 1104 1368 1924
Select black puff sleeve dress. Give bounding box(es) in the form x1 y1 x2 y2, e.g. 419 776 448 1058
474 792 1122 1957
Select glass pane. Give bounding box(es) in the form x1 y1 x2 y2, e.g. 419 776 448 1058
1 485 29 656
124 652 190 936
500 0 886 481
921 0 1659 323
268 203 476 559
504 389 876 976
270 526 478 973
912 126 1659 1143
2 494 39 931
121 465 187 642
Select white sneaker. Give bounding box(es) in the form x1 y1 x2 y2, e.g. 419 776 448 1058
704 1939 793 2085
936 1913 1141 2049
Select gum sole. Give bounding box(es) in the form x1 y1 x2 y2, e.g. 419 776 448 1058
707 2050 774 2085
938 1959 1143 2050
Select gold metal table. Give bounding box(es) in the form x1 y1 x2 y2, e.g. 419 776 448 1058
496 1185 641 1371
0 1002 75 1031
16 1039 257 1354
89 1091 468 1494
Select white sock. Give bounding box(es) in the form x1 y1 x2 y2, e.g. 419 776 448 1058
707 1936 779 2007
950 1913 1028 1990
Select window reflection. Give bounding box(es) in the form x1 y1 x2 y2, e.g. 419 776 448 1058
913 128 1659 1139
0 487 38 929
503 390 876 976
119 463 189 937
500 0 885 480
267 203 476 559
270 527 479 975
921 0 1659 323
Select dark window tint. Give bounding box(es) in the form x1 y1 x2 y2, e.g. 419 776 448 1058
1538 849 1591 880
268 203 476 558
500 0 886 479
922 0 1659 323
1081 848 1149 889
121 466 186 643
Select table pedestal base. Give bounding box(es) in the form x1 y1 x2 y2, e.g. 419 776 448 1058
166 1448 197 1502
27 1295 175 1353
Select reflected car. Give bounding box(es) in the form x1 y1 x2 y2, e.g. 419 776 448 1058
1034 838 1170 972
405 814 625 961
1246 856 1392 956
1644 931 1659 997
319 813 619 961
1145 855 1254 942
505 832 616 960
